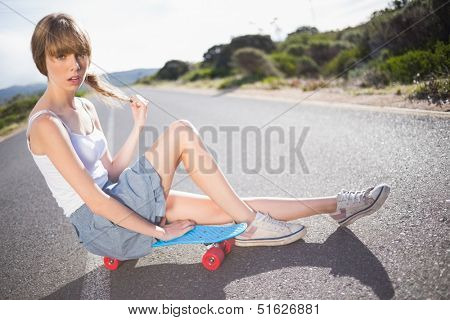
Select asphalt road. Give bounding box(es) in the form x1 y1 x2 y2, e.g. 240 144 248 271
0 87 448 299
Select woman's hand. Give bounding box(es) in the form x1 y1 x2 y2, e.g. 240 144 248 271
129 94 149 129
155 218 196 241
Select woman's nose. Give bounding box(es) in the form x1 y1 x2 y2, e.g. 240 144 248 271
68 54 80 71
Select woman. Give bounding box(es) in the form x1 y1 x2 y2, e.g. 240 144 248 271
26 13 390 261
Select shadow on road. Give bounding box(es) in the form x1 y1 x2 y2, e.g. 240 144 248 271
43 227 394 300
211 87 239 97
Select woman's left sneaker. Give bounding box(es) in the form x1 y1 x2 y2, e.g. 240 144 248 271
330 183 391 227
234 211 307 247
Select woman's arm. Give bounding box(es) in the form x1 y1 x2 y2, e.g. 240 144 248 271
82 98 142 182
82 97 148 182
109 124 141 180
32 115 164 238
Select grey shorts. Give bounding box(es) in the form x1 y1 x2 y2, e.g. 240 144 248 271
69 154 166 261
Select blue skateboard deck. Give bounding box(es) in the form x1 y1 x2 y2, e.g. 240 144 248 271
153 223 247 248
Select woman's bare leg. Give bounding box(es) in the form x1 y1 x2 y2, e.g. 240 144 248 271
166 190 337 225
144 120 256 224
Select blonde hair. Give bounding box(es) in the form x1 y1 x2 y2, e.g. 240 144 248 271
31 13 129 103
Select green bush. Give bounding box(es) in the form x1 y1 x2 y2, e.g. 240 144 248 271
381 42 449 83
409 76 449 105
323 47 361 78
181 67 215 82
261 76 285 89
355 49 392 87
285 43 307 56
382 50 434 83
136 74 157 85
278 32 310 51
209 67 232 78
308 31 339 43
361 67 391 88
135 73 156 84
296 56 319 78
307 40 352 66
231 47 281 77
432 41 450 72
280 26 325 47
269 52 298 77
0 94 40 131
339 26 366 46
218 74 263 89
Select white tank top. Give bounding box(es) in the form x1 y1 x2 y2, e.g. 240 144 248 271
26 99 109 217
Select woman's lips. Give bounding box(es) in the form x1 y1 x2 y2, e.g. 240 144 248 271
68 76 81 85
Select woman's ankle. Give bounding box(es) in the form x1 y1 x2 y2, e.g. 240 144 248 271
243 208 257 225
325 196 338 214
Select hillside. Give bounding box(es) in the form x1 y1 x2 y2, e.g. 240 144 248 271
137 0 448 106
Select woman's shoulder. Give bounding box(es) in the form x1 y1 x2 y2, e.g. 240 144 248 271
78 97 95 111
27 102 67 155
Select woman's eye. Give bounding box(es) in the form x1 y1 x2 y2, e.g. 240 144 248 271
57 55 66 60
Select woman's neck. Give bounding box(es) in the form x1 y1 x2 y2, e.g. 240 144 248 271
44 84 78 112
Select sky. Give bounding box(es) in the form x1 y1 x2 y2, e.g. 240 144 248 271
0 0 391 89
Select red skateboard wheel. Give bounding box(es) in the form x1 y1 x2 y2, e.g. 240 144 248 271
202 247 225 271
222 239 235 255
103 256 120 270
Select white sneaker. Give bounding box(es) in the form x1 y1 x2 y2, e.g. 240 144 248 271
330 183 390 227
235 211 307 247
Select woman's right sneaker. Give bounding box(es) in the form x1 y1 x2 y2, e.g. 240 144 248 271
330 183 391 227
234 211 307 247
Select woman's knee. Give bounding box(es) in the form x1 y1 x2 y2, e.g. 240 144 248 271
169 119 196 132
169 119 199 145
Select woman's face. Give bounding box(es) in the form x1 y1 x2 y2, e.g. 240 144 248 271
45 52 89 91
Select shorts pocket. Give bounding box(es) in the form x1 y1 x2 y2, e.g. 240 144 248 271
72 224 83 244
83 213 119 258
70 207 93 245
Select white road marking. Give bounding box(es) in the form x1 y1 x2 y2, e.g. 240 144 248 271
80 253 111 299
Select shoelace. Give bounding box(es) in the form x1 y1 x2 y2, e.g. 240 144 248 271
259 211 288 231
340 187 373 206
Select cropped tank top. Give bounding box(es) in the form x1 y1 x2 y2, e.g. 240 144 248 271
26 98 109 217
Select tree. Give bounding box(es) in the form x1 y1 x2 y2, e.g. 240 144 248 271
155 60 191 80
201 34 276 73
365 0 446 56
287 26 319 37
391 0 408 9
201 44 228 67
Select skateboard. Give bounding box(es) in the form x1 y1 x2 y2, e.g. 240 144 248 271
103 223 247 271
